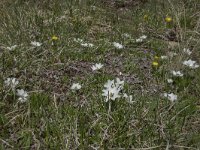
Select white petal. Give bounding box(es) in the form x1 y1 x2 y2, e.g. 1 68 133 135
31 41 42 47
183 48 192 55
167 79 173 83
71 83 82 90
123 93 128 98
161 56 168 59
81 43 94 47
140 35 147 39
136 38 143 42
113 42 124 49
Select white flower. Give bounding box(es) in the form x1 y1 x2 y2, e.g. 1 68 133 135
167 79 173 83
91 63 104 71
113 42 124 49
91 6 96 10
71 83 82 90
183 48 192 55
136 35 147 43
102 78 124 102
123 93 134 104
161 56 168 60
171 71 183 77
17 89 28 103
81 43 94 47
74 38 83 43
140 35 147 39
6 45 17 51
168 93 177 102
31 41 42 47
123 33 131 38
163 93 177 102
183 59 199 69
102 86 120 102
136 38 143 43
73 38 94 47
4 78 19 89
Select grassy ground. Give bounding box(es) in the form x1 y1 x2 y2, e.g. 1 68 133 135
0 0 200 149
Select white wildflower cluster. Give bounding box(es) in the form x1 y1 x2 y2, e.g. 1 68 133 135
5 34 199 107
113 42 124 49
171 70 183 77
182 48 199 69
4 78 19 90
101 78 132 103
4 78 28 103
162 48 199 102
136 35 147 43
70 77 133 104
102 78 124 102
164 71 181 101
74 38 94 48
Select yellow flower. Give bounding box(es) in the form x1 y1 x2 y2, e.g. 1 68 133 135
165 17 172 23
52 35 58 40
152 61 159 66
154 56 159 59
144 14 148 20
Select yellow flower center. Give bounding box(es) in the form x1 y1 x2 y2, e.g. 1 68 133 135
152 61 159 66
165 17 172 23
144 15 148 20
52 35 58 40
